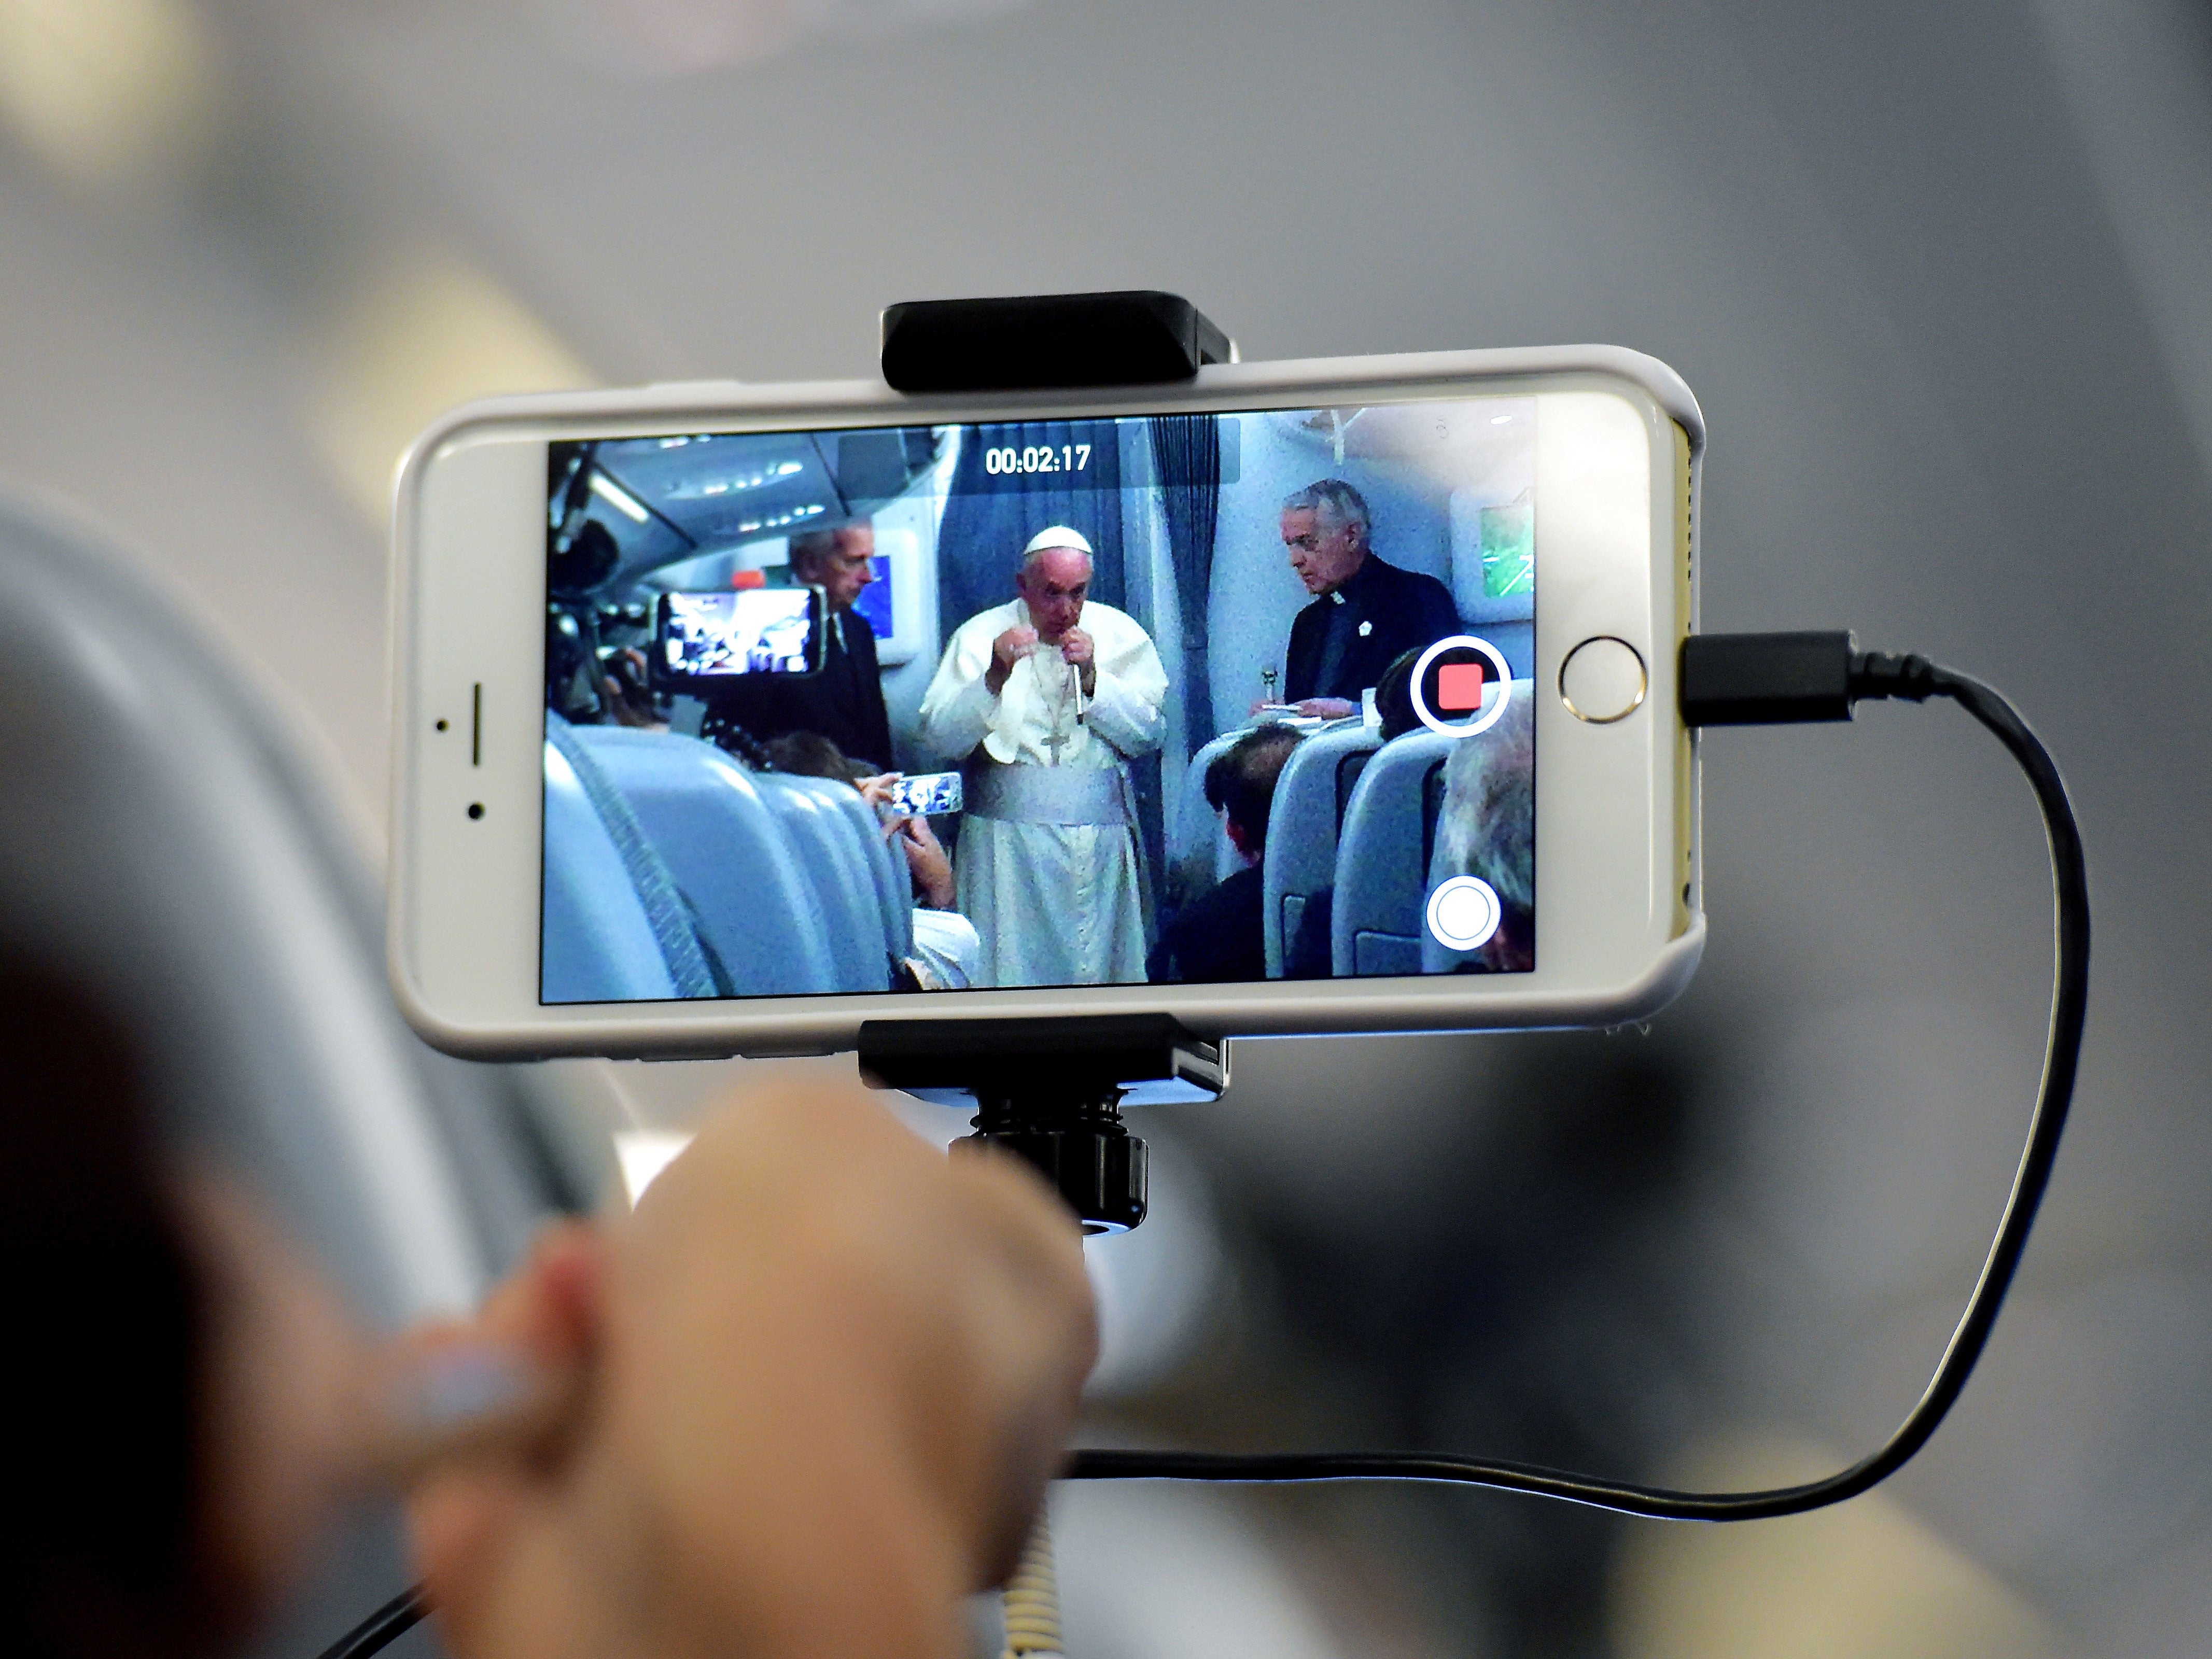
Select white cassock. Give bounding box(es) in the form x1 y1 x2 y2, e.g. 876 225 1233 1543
918 597 1168 987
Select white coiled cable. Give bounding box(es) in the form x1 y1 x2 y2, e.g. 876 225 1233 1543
1000 1511 1066 1659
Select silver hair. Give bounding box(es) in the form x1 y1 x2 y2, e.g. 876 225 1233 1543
787 522 866 573
1280 479 1371 538
1436 695 1534 915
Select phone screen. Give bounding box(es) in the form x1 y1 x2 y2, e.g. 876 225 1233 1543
655 588 820 681
541 401 1537 1004
883 771 963 818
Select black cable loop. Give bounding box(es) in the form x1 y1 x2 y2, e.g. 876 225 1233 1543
311 1587 425 1659
1069 659 2089 1519
314 652 2087 1655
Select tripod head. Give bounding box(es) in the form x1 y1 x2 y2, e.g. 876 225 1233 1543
857 1015 1223 1233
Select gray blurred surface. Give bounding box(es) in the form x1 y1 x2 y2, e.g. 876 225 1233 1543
2 0 2207 1652
0 491 608 1654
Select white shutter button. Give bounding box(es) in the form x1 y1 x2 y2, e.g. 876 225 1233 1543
1559 637 1647 724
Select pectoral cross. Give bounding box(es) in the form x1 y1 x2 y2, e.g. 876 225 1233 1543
1041 655 1081 765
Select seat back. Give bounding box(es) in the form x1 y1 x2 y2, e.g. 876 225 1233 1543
1261 721 1380 977
1332 728 1461 976
755 771 909 979
565 725 848 994
0 495 599 1659
804 775 913 962
1169 730 1244 911
541 733 682 1002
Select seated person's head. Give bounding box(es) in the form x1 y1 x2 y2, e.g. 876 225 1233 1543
1373 646 1424 741
786 523 876 613
1434 695 1535 969
764 729 873 785
1 965 213 1659
1204 725 1304 866
548 517 619 599
1 960 377 1659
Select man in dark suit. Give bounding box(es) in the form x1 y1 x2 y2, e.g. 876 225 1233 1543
703 522 895 770
1273 479 1462 720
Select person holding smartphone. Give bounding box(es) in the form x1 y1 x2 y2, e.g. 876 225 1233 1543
3 963 1093 1659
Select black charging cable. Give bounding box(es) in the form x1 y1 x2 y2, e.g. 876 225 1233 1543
1073 633 2089 1516
314 631 2086 1655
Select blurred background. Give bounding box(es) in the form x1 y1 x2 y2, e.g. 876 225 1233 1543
3 0 2208 1653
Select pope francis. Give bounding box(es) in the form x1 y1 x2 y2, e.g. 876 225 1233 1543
917 526 1168 987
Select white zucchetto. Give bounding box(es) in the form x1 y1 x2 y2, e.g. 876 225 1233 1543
1021 525 1094 559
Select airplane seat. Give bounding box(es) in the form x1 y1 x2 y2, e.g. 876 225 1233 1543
542 736 680 1001
1260 721 1381 977
563 725 849 994
1332 727 1461 977
855 790 915 963
1168 730 1243 912
546 716 734 1000
753 771 907 983
792 772 913 963
0 493 608 1659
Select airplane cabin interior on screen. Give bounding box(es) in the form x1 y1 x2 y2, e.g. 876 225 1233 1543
540 401 1538 1003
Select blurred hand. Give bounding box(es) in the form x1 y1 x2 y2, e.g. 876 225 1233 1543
985 626 1039 695
1294 697 1358 720
408 1082 1095 1659
601 649 664 730
893 815 955 910
856 774 903 813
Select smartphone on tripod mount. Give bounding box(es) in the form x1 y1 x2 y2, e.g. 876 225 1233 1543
388 345 1703 1059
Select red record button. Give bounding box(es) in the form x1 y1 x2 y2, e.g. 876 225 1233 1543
1409 635 1514 737
1436 662 1486 712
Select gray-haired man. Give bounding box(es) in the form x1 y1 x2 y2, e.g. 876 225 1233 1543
1273 479 1461 720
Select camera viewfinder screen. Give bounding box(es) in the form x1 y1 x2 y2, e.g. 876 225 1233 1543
658 588 817 680
541 401 1536 1004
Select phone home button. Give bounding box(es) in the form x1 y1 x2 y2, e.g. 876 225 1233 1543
1559 637 1647 724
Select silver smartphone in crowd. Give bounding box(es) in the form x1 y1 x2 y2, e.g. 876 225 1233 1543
388 346 1703 1058
884 771 963 818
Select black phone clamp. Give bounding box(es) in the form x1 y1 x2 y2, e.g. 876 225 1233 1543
857 1015 1225 1233
865 291 1236 1235
879 290 1237 394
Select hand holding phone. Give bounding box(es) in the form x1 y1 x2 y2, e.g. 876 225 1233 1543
877 771 964 819
891 815 955 910
408 1079 1096 1655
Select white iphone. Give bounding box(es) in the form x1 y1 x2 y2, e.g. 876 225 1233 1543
388 346 1703 1058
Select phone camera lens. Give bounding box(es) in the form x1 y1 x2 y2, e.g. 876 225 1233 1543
467 803 485 820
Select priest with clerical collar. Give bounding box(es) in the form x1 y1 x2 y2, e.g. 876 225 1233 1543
917 526 1168 988
1275 479 1462 720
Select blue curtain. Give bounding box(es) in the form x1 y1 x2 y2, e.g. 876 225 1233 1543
1146 415 1222 757
937 421 1125 631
